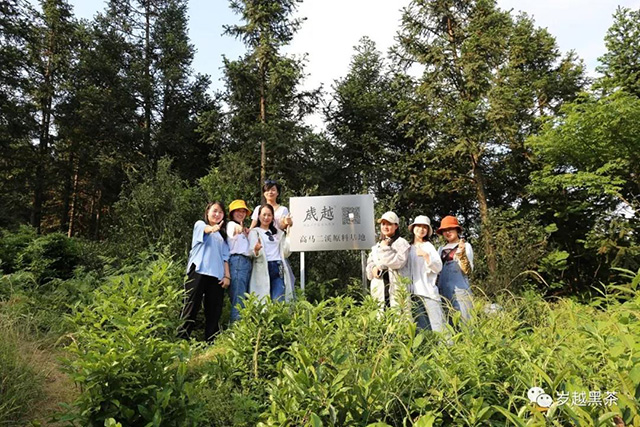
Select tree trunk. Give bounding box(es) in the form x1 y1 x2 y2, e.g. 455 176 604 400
471 153 497 275
67 162 79 238
32 54 54 233
93 188 102 240
60 152 74 232
259 61 266 185
143 0 153 163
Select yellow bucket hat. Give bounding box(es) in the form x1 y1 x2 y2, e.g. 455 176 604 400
228 199 251 217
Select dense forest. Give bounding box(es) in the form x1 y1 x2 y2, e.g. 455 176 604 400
1 0 639 425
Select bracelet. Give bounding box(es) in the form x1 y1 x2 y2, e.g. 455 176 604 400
224 276 230 279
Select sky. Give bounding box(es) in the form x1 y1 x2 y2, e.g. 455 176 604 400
65 0 640 127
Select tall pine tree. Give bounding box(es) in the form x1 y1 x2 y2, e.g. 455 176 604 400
395 0 584 275
223 0 320 189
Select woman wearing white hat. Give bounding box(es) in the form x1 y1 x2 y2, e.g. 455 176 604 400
405 215 445 332
366 211 410 309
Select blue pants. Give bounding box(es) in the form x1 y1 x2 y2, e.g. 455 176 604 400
412 294 446 332
229 254 252 322
438 261 472 321
268 261 285 302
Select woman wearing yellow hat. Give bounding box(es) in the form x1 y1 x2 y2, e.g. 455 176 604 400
226 200 252 323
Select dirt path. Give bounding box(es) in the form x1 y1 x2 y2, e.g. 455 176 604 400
22 339 78 426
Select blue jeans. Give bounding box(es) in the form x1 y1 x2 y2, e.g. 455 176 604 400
438 261 472 321
268 261 285 302
412 294 446 332
229 254 252 322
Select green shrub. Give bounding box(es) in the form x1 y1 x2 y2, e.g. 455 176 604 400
0 225 37 274
110 158 203 260
188 277 640 426
61 258 202 426
472 208 558 296
16 232 82 283
0 263 99 337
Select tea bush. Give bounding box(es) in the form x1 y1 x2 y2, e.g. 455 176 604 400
5 241 638 426
61 258 203 426
189 272 640 426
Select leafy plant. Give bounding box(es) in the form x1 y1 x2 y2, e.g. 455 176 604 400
16 232 82 283
61 258 202 426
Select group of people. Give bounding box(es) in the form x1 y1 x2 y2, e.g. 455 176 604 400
178 179 473 341
178 180 294 341
366 212 473 333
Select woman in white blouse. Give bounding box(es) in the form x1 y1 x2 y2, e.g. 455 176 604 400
405 215 445 332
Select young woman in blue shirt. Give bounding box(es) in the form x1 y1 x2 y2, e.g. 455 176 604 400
179 201 231 341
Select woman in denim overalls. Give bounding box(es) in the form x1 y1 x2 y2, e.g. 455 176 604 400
436 216 473 322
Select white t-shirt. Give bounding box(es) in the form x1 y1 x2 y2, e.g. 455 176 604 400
226 221 250 256
252 205 289 230
257 228 281 261
438 242 474 270
408 242 443 299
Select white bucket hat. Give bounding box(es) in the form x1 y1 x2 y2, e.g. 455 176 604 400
377 211 400 225
408 215 433 236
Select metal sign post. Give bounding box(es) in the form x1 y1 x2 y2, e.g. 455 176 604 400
290 194 375 296
300 251 305 292
361 250 367 291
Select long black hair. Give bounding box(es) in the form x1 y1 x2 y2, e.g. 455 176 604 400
204 201 227 239
255 204 278 235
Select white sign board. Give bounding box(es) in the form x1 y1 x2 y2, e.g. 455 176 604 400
289 194 376 252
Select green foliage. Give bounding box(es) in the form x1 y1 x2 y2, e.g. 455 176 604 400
528 90 640 289
110 158 203 259
16 232 82 283
0 226 86 286
0 232 106 335
0 270 99 337
188 285 640 426
0 225 37 274
222 0 322 190
471 208 563 295
596 6 640 97
529 91 640 209
62 257 201 426
0 324 43 426
197 151 259 204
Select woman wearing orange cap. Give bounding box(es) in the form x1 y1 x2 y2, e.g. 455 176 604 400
226 200 252 323
436 216 474 322
366 211 410 309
